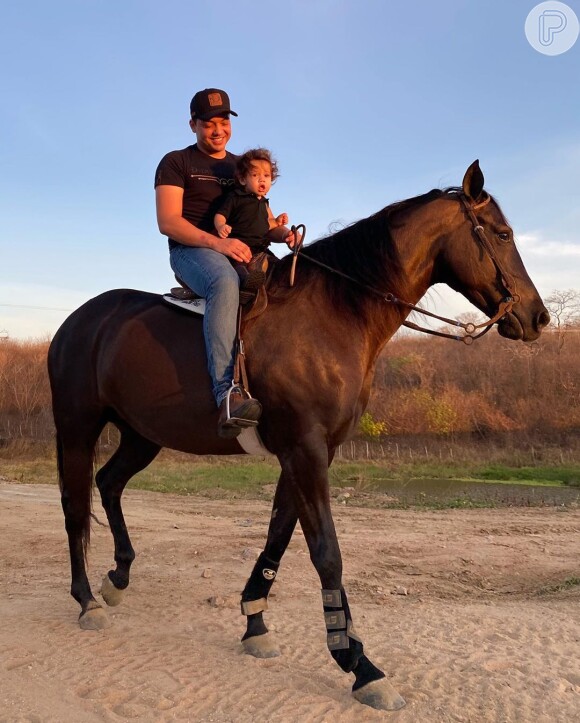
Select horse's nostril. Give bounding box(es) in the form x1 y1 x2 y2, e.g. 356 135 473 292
536 309 550 330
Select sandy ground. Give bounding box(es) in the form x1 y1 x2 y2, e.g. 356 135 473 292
0 481 579 723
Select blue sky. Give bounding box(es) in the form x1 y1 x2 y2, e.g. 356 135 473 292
1 0 579 338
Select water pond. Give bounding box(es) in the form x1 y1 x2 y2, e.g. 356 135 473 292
351 477 580 507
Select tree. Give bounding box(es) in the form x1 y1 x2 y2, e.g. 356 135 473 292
545 289 580 352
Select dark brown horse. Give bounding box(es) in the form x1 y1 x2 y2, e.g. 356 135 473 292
48 161 549 711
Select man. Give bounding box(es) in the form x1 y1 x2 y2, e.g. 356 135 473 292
155 88 262 438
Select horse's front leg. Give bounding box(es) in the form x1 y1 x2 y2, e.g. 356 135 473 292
241 471 298 658
281 443 406 712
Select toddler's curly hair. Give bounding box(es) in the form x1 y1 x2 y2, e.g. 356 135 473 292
235 148 279 185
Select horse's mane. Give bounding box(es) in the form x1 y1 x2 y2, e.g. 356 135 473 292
269 187 464 315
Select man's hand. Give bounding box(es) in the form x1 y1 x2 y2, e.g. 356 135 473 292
214 237 252 263
216 223 232 239
275 213 289 226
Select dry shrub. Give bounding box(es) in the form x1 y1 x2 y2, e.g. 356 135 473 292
0 340 51 440
2 310 580 454
370 384 516 436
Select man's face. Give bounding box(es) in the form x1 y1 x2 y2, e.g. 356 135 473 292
190 114 232 157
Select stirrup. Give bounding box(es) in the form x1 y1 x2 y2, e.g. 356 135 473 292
224 384 260 428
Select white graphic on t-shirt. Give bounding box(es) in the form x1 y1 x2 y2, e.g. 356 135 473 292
189 174 235 186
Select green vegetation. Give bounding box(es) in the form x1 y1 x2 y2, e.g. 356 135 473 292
538 577 580 595
475 465 580 486
327 462 580 488
127 459 279 496
358 412 388 439
412 389 458 435
3 455 579 501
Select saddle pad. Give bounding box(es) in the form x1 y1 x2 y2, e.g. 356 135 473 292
163 294 206 315
237 427 273 456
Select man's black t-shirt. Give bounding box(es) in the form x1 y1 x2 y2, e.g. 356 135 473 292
154 144 238 248
215 189 270 251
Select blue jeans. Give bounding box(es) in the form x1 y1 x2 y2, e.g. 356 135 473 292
170 245 240 406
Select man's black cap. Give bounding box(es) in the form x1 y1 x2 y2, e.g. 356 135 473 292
190 88 238 120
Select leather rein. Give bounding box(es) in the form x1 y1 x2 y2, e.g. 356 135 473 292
290 193 520 345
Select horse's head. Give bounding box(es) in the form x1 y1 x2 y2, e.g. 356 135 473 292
434 160 549 341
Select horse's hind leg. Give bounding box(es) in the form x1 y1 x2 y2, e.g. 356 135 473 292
95 424 160 607
241 471 297 658
57 424 110 630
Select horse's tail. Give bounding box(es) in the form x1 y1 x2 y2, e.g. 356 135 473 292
55 430 95 560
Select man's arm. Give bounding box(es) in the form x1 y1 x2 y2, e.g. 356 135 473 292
155 185 251 262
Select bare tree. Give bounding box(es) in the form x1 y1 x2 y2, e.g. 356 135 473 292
545 289 580 352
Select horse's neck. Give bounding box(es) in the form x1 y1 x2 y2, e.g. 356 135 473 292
262 210 440 367
359 225 437 353
393 201 446 296
396 239 437 304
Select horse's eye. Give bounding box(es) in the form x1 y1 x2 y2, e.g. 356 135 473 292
497 232 511 243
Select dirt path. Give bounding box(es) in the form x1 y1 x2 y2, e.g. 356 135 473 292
1 481 579 722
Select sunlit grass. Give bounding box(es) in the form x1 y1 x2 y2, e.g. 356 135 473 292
2 454 579 498
128 459 280 496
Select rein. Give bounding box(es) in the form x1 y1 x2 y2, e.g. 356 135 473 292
291 193 519 345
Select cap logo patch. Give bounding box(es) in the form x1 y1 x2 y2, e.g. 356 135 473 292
208 92 222 107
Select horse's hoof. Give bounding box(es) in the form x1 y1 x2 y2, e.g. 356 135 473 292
79 603 110 630
353 678 406 711
100 574 125 606
242 632 281 658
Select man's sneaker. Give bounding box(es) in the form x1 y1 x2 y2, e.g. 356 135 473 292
217 391 262 439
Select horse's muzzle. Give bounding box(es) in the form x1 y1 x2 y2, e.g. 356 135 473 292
498 306 550 342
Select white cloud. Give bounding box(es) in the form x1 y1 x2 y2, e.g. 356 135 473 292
515 231 580 296
518 232 580 257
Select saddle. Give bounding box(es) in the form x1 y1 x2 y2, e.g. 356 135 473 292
167 251 272 320
165 225 305 316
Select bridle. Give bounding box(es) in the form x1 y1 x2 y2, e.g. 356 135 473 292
291 193 520 345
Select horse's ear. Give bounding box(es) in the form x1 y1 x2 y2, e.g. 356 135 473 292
462 160 485 202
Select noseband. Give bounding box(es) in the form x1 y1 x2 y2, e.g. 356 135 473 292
294 193 519 345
